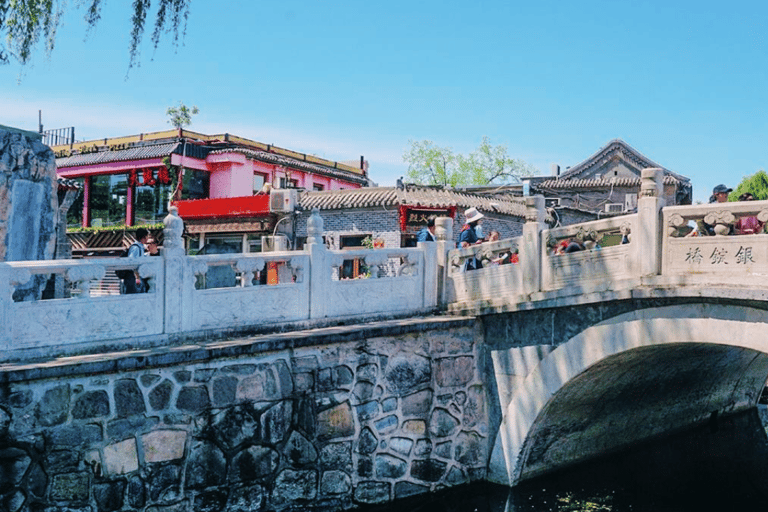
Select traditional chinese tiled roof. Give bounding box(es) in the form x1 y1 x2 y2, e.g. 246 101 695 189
56 142 180 168
299 185 527 218
57 177 81 189
534 175 681 190
556 139 690 184
208 148 369 186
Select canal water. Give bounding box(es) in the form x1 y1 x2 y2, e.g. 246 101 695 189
362 408 768 511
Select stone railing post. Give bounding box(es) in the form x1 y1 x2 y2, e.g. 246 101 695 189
163 206 188 334
307 208 330 320
418 241 438 309
522 195 545 296
434 216 453 307
636 168 665 276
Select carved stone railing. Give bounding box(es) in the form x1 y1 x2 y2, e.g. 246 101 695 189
542 214 637 291
0 208 438 361
662 200 768 282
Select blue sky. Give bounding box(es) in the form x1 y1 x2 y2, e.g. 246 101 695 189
3 0 768 203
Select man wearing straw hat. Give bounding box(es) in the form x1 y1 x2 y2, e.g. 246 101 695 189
458 207 485 270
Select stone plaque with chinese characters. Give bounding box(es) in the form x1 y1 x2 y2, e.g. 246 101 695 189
665 237 768 275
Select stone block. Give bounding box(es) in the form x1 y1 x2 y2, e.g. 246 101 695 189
384 354 431 396
230 445 279 482
435 441 452 458
402 389 433 416
115 379 145 418
107 416 158 439
410 459 447 483
381 397 397 412
194 368 216 383
228 485 266 512
36 385 70 426
140 374 162 387
272 469 318 502
173 370 191 383
292 355 319 371
334 365 354 386
356 427 377 455
47 449 79 472
237 367 279 401
209 404 259 450
374 414 398 433
72 390 110 419
274 360 294 396
283 431 318 466
103 438 139 475
354 481 390 504
356 456 373 477
394 481 429 499
375 453 407 478
8 390 32 409
194 490 228 512
320 442 352 470
435 356 474 387
402 419 426 435
454 431 486 466
186 441 226 489
260 400 292 445
353 382 374 402
176 386 210 413
50 472 89 501
149 380 174 411
317 402 354 441
126 475 146 508
142 430 187 463
93 480 126 512
429 408 459 437
320 470 351 495
356 363 378 383
0 448 30 485
49 424 102 447
317 368 334 391
389 437 413 456
356 400 379 421
28 462 47 497
463 385 486 430
446 465 468 485
222 364 257 375
415 438 432 456
212 376 237 407
146 463 181 502
295 372 314 393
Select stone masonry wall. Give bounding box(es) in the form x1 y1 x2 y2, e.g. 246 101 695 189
0 322 491 511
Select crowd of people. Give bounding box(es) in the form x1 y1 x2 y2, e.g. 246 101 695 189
687 184 765 237
120 227 160 294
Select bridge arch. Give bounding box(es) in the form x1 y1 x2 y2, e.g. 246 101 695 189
489 303 768 486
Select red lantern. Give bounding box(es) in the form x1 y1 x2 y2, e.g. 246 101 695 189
157 167 171 185
142 168 156 186
128 170 138 187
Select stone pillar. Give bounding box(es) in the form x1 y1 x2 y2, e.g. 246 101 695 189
306 208 330 319
521 195 545 296
0 126 58 301
635 168 665 277
434 216 453 307
163 206 187 334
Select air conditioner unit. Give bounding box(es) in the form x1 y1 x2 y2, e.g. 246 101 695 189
261 235 289 252
270 189 297 213
605 203 624 213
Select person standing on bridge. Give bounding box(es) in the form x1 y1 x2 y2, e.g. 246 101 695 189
459 207 485 270
417 217 437 242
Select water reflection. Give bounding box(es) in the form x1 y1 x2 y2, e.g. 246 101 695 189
367 408 768 512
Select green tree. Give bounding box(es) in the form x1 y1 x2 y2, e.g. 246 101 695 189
403 137 536 187
166 101 199 129
0 0 191 69
730 170 768 201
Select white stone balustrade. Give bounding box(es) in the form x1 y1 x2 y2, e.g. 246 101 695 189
6 170 768 360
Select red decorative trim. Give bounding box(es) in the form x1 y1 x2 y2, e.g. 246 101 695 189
173 195 271 219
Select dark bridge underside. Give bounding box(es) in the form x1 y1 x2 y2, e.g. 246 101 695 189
517 343 768 482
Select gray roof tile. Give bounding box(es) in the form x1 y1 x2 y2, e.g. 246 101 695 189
56 142 180 168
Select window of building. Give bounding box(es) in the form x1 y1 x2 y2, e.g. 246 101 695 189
279 177 298 189
339 234 370 279
181 169 209 200
253 172 268 194
65 178 85 228
89 174 128 227
313 183 324 191
134 183 172 225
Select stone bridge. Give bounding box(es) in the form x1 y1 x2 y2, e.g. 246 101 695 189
5 169 768 509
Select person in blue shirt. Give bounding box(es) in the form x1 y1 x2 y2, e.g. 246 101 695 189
123 227 148 294
458 208 484 270
417 218 436 242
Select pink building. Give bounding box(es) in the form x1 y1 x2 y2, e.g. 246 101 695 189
54 129 369 230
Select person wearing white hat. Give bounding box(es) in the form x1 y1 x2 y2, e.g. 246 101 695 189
458 207 485 270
